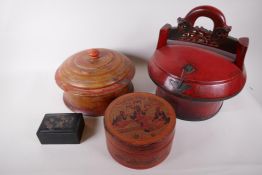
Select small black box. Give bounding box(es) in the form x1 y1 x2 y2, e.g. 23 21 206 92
37 113 85 144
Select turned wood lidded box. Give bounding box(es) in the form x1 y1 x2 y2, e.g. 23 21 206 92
148 6 249 121
104 92 176 169
55 48 135 116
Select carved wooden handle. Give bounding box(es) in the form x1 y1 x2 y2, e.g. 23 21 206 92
184 5 230 31
156 6 232 49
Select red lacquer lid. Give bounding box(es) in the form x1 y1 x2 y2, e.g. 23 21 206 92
104 92 176 146
148 6 249 100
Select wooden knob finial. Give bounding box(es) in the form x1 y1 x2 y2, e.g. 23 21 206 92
88 49 100 59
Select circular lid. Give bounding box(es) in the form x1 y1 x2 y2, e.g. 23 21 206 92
153 45 242 83
148 45 246 100
55 48 135 94
104 92 176 146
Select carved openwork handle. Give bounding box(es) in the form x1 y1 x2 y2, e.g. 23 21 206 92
178 6 232 40
157 6 232 49
184 6 230 30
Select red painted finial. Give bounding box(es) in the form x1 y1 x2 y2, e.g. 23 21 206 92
88 49 100 59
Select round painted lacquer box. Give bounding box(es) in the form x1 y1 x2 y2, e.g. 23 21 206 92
104 92 176 169
55 48 135 116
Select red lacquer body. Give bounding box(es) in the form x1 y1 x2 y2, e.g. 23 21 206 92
148 6 249 121
104 92 176 169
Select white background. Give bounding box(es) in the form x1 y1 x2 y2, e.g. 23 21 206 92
0 0 262 174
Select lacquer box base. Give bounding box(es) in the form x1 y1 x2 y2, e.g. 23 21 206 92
106 131 174 169
63 83 134 116
156 88 223 121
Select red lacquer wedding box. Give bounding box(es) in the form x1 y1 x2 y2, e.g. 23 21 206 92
148 6 249 121
104 92 176 169
55 48 135 116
